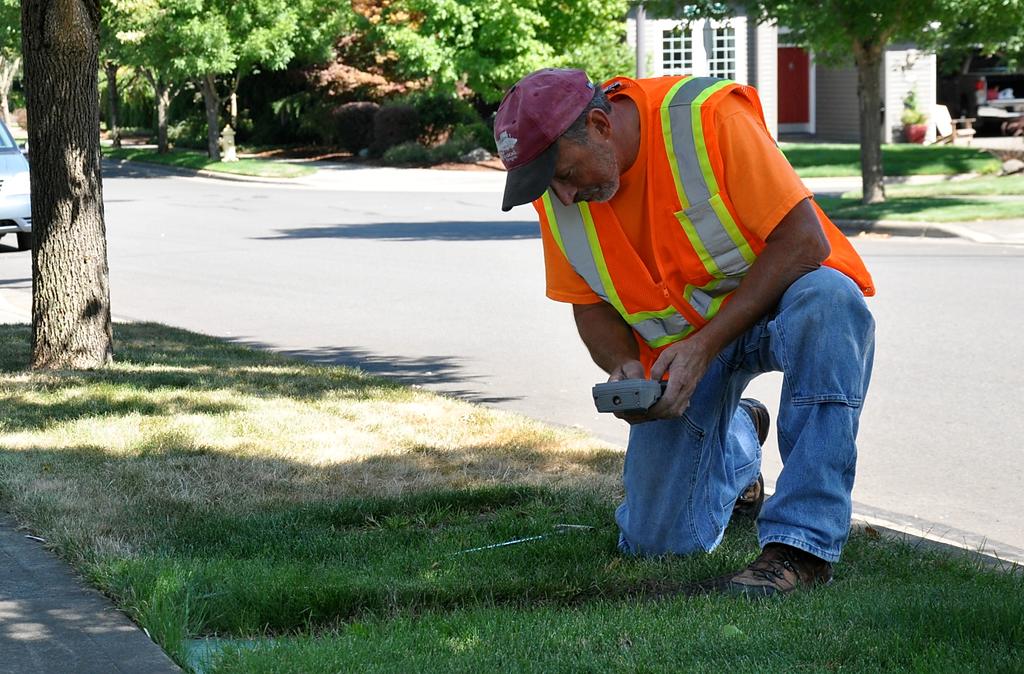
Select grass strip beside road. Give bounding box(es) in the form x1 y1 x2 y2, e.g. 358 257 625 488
817 194 1024 223
846 174 1024 198
815 175 1024 223
1 324 1021 673
783 143 1001 178
102 147 316 179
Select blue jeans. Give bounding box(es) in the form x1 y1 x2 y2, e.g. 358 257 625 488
615 267 875 563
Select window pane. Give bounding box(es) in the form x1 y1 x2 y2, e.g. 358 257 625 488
708 26 735 80
661 27 692 74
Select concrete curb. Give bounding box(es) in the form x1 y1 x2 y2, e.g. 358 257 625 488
835 219 961 240
851 518 1024 574
105 157 302 185
834 218 1024 245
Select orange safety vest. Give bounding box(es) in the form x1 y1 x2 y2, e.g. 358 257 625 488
534 75 874 369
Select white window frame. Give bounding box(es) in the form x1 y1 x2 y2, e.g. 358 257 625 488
707 24 738 80
633 16 748 83
661 26 693 74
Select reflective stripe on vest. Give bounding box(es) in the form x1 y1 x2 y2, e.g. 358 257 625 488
542 77 756 348
542 193 694 346
662 77 756 278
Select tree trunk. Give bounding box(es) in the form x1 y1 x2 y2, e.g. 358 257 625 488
202 73 220 160
104 61 121 148
155 80 170 153
142 68 172 154
0 55 20 128
21 0 113 369
854 39 886 205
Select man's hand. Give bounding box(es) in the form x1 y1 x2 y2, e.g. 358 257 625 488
605 359 653 423
609 337 715 424
645 337 715 419
608 359 645 382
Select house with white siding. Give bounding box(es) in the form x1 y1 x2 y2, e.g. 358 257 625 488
626 9 937 143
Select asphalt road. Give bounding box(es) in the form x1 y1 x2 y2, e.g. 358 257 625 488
2 161 1022 561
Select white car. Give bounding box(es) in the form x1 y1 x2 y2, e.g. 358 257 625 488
0 119 31 251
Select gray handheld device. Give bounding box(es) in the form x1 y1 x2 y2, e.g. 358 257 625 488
592 379 667 414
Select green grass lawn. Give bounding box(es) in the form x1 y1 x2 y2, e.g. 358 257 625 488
782 143 1001 178
814 175 1024 223
817 194 1024 223
1 324 1021 673
102 147 316 179
846 174 1024 199
839 173 1024 199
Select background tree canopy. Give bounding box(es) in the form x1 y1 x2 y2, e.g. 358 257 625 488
352 0 633 103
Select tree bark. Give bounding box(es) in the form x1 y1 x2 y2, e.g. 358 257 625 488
0 55 21 128
21 0 113 369
104 60 121 148
201 73 220 160
854 39 886 205
141 68 172 154
155 80 170 153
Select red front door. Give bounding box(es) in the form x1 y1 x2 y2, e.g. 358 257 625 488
778 47 809 124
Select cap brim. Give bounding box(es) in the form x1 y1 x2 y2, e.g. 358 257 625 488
501 142 557 212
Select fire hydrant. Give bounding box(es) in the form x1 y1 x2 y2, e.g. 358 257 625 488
219 124 238 162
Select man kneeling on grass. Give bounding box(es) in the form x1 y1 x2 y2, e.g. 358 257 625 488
494 69 876 597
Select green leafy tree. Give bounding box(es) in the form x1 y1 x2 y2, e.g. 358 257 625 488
356 0 633 103
111 0 341 159
0 0 21 127
105 0 189 153
187 0 347 159
100 0 150 148
923 0 1024 75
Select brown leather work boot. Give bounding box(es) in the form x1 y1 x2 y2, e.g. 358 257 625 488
731 399 768 521
704 543 834 598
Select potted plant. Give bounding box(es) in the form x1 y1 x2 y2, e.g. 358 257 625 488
900 90 928 143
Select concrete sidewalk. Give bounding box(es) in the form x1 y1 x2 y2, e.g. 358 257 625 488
0 516 181 674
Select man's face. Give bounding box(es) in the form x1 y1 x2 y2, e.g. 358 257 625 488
549 135 620 207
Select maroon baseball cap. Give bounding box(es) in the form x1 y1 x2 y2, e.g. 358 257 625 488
494 69 595 211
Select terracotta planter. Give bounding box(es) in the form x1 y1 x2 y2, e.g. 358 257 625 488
904 123 928 144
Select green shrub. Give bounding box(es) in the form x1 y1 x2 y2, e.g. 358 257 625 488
270 91 328 144
371 105 420 156
395 90 478 145
381 141 431 165
382 132 493 167
425 142 465 164
166 118 207 150
332 102 379 152
452 121 495 153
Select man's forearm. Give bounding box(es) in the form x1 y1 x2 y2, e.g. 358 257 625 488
573 301 639 374
688 198 830 358
570 199 828 381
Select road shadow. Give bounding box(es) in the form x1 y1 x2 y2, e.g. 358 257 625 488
233 338 521 405
100 158 191 181
0 242 29 254
255 220 540 242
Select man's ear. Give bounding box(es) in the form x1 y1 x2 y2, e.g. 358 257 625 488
587 108 613 140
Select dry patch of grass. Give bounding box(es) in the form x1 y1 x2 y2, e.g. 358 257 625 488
0 323 620 558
